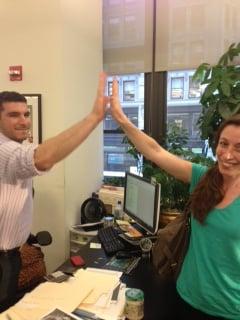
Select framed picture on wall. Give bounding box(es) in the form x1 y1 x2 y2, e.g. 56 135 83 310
23 94 42 144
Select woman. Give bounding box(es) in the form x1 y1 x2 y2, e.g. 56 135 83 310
109 79 240 319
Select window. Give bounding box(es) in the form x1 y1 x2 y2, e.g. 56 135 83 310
123 80 135 101
167 115 189 132
103 70 205 178
104 114 116 130
104 74 144 176
192 113 201 138
123 106 139 126
167 70 203 153
107 153 124 165
171 77 184 99
108 81 113 96
189 76 201 98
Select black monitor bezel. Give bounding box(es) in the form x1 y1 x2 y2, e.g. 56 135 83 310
123 172 160 235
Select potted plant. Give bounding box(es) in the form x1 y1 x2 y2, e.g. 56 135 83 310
193 42 240 151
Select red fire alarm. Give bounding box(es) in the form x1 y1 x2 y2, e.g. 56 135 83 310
9 65 22 81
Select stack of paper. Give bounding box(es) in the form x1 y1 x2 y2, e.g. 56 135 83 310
0 276 93 320
75 268 126 320
0 268 126 320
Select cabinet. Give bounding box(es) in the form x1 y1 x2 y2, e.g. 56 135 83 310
69 228 97 255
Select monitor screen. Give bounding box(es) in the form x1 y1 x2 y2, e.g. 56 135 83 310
123 172 161 235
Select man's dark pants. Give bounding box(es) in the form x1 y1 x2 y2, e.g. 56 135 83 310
0 249 21 312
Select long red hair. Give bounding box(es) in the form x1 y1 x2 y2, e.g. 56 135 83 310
189 114 240 223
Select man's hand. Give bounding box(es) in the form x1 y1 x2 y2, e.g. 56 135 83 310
92 72 110 121
34 72 110 171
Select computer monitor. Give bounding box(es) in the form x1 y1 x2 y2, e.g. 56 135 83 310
123 172 161 235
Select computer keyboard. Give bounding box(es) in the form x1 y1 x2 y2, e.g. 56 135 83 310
98 226 126 256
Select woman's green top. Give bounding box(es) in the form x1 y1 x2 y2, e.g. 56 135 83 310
177 163 240 319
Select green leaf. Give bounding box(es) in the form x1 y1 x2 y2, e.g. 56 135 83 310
201 79 211 85
204 68 211 82
199 105 217 133
211 66 223 79
223 55 229 65
192 63 210 82
202 81 219 99
218 53 228 65
230 103 240 114
218 43 240 65
231 73 240 81
225 77 237 85
218 102 240 119
228 97 240 104
220 82 231 96
229 43 236 50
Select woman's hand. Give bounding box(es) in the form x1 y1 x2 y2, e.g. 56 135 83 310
110 78 128 123
92 72 110 122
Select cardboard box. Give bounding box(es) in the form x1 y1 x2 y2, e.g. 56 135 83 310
97 185 124 215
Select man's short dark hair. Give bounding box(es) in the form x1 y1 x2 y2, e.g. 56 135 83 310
0 91 27 111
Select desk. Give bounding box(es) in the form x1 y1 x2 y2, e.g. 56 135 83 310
58 237 178 320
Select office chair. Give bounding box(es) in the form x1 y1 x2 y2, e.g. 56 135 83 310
17 231 52 296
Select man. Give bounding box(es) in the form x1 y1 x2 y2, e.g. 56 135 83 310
0 73 109 311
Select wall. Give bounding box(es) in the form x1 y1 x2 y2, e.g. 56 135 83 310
0 0 103 271
61 0 103 258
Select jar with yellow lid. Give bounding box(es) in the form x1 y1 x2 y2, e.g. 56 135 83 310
124 288 144 320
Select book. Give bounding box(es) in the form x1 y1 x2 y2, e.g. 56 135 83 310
41 308 81 320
